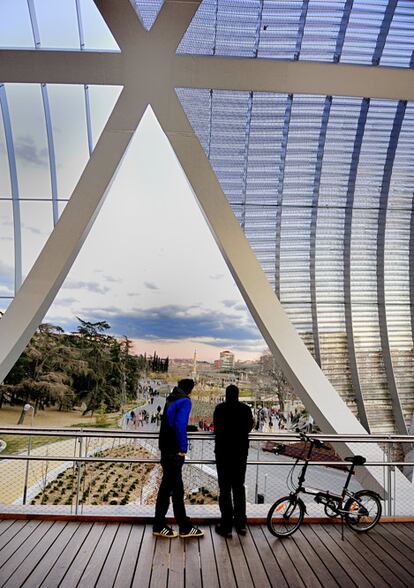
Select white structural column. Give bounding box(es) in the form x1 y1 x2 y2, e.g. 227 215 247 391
0 0 414 501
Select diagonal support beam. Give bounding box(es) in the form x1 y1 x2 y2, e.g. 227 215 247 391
0 89 146 381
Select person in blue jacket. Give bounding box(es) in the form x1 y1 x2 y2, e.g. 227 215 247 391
153 378 204 538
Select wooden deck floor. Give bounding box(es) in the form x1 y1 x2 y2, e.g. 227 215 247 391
0 520 413 587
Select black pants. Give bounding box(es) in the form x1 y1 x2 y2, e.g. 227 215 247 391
154 453 190 531
216 454 247 530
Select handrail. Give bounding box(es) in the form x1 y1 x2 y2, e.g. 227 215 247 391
0 454 413 467
0 427 414 443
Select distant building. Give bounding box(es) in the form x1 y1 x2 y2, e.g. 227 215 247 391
219 350 235 371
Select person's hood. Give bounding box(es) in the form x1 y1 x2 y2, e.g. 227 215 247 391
167 386 188 402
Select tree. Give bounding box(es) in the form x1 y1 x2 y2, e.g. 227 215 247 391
259 352 295 412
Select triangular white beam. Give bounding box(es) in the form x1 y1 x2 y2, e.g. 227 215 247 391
0 0 413 503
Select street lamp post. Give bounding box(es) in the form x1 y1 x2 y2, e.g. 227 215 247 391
22 403 34 505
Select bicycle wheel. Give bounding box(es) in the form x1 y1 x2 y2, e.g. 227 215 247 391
345 490 382 532
267 496 305 537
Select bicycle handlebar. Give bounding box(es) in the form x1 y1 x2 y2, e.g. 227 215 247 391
297 429 329 450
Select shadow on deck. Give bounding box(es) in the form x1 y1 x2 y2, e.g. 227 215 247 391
0 519 413 587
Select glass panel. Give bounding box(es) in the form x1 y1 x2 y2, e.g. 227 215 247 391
0 114 11 197
34 0 80 49
0 200 14 297
79 0 120 50
20 200 53 281
0 0 34 49
88 85 123 149
6 84 51 199
48 84 89 199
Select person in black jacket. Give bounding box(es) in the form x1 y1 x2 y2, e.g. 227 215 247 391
213 384 254 537
153 378 204 539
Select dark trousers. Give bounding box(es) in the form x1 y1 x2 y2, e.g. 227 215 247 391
216 453 247 530
154 453 190 531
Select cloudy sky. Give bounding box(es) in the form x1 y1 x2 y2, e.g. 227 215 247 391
0 0 268 361
46 108 267 360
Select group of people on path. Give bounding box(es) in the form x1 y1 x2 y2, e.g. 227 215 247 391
153 378 253 539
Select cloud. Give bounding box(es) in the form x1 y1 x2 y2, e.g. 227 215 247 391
103 275 122 283
234 304 246 311
22 223 42 235
210 273 225 280
222 299 237 308
15 136 48 167
53 297 78 306
127 292 141 297
79 304 262 345
144 281 159 290
0 260 14 295
63 280 109 295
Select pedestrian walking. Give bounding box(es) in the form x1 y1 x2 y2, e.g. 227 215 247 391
213 384 254 538
153 378 204 539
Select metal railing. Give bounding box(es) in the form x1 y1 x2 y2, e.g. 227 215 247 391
0 427 413 518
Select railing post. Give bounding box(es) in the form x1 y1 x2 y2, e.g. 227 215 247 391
387 438 393 516
22 430 32 505
254 440 260 503
75 433 83 515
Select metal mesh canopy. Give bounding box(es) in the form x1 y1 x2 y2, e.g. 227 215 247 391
177 88 414 434
178 0 414 68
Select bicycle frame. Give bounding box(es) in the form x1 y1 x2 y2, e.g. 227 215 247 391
290 438 358 515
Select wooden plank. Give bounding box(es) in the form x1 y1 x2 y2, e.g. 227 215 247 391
96 523 132 588
198 526 219 588
0 521 14 538
40 522 93 588
226 533 254 588
167 532 184 588
390 523 414 545
300 526 357 588
291 529 339 588
3 522 66 588
282 533 323 588
20 523 80 588
113 524 144 588
131 526 156 588
210 525 237 588
238 528 271 588
375 524 414 563
0 520 42 569
58 522 106 588
149 537 170 588
185 537 202 588
260 525 306 588
76 523 119 587
0 521 56 585
329 525 406 588
310 525 374 588
323 525 392 588
340 526 414 588
367 526 414 577
0 521 30 558
248 525 289 588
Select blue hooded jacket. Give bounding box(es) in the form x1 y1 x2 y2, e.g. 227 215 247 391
159 387 192 454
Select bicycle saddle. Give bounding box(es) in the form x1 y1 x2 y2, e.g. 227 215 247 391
344 455 366 466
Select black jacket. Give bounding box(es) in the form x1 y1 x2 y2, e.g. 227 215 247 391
213 400 254 456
